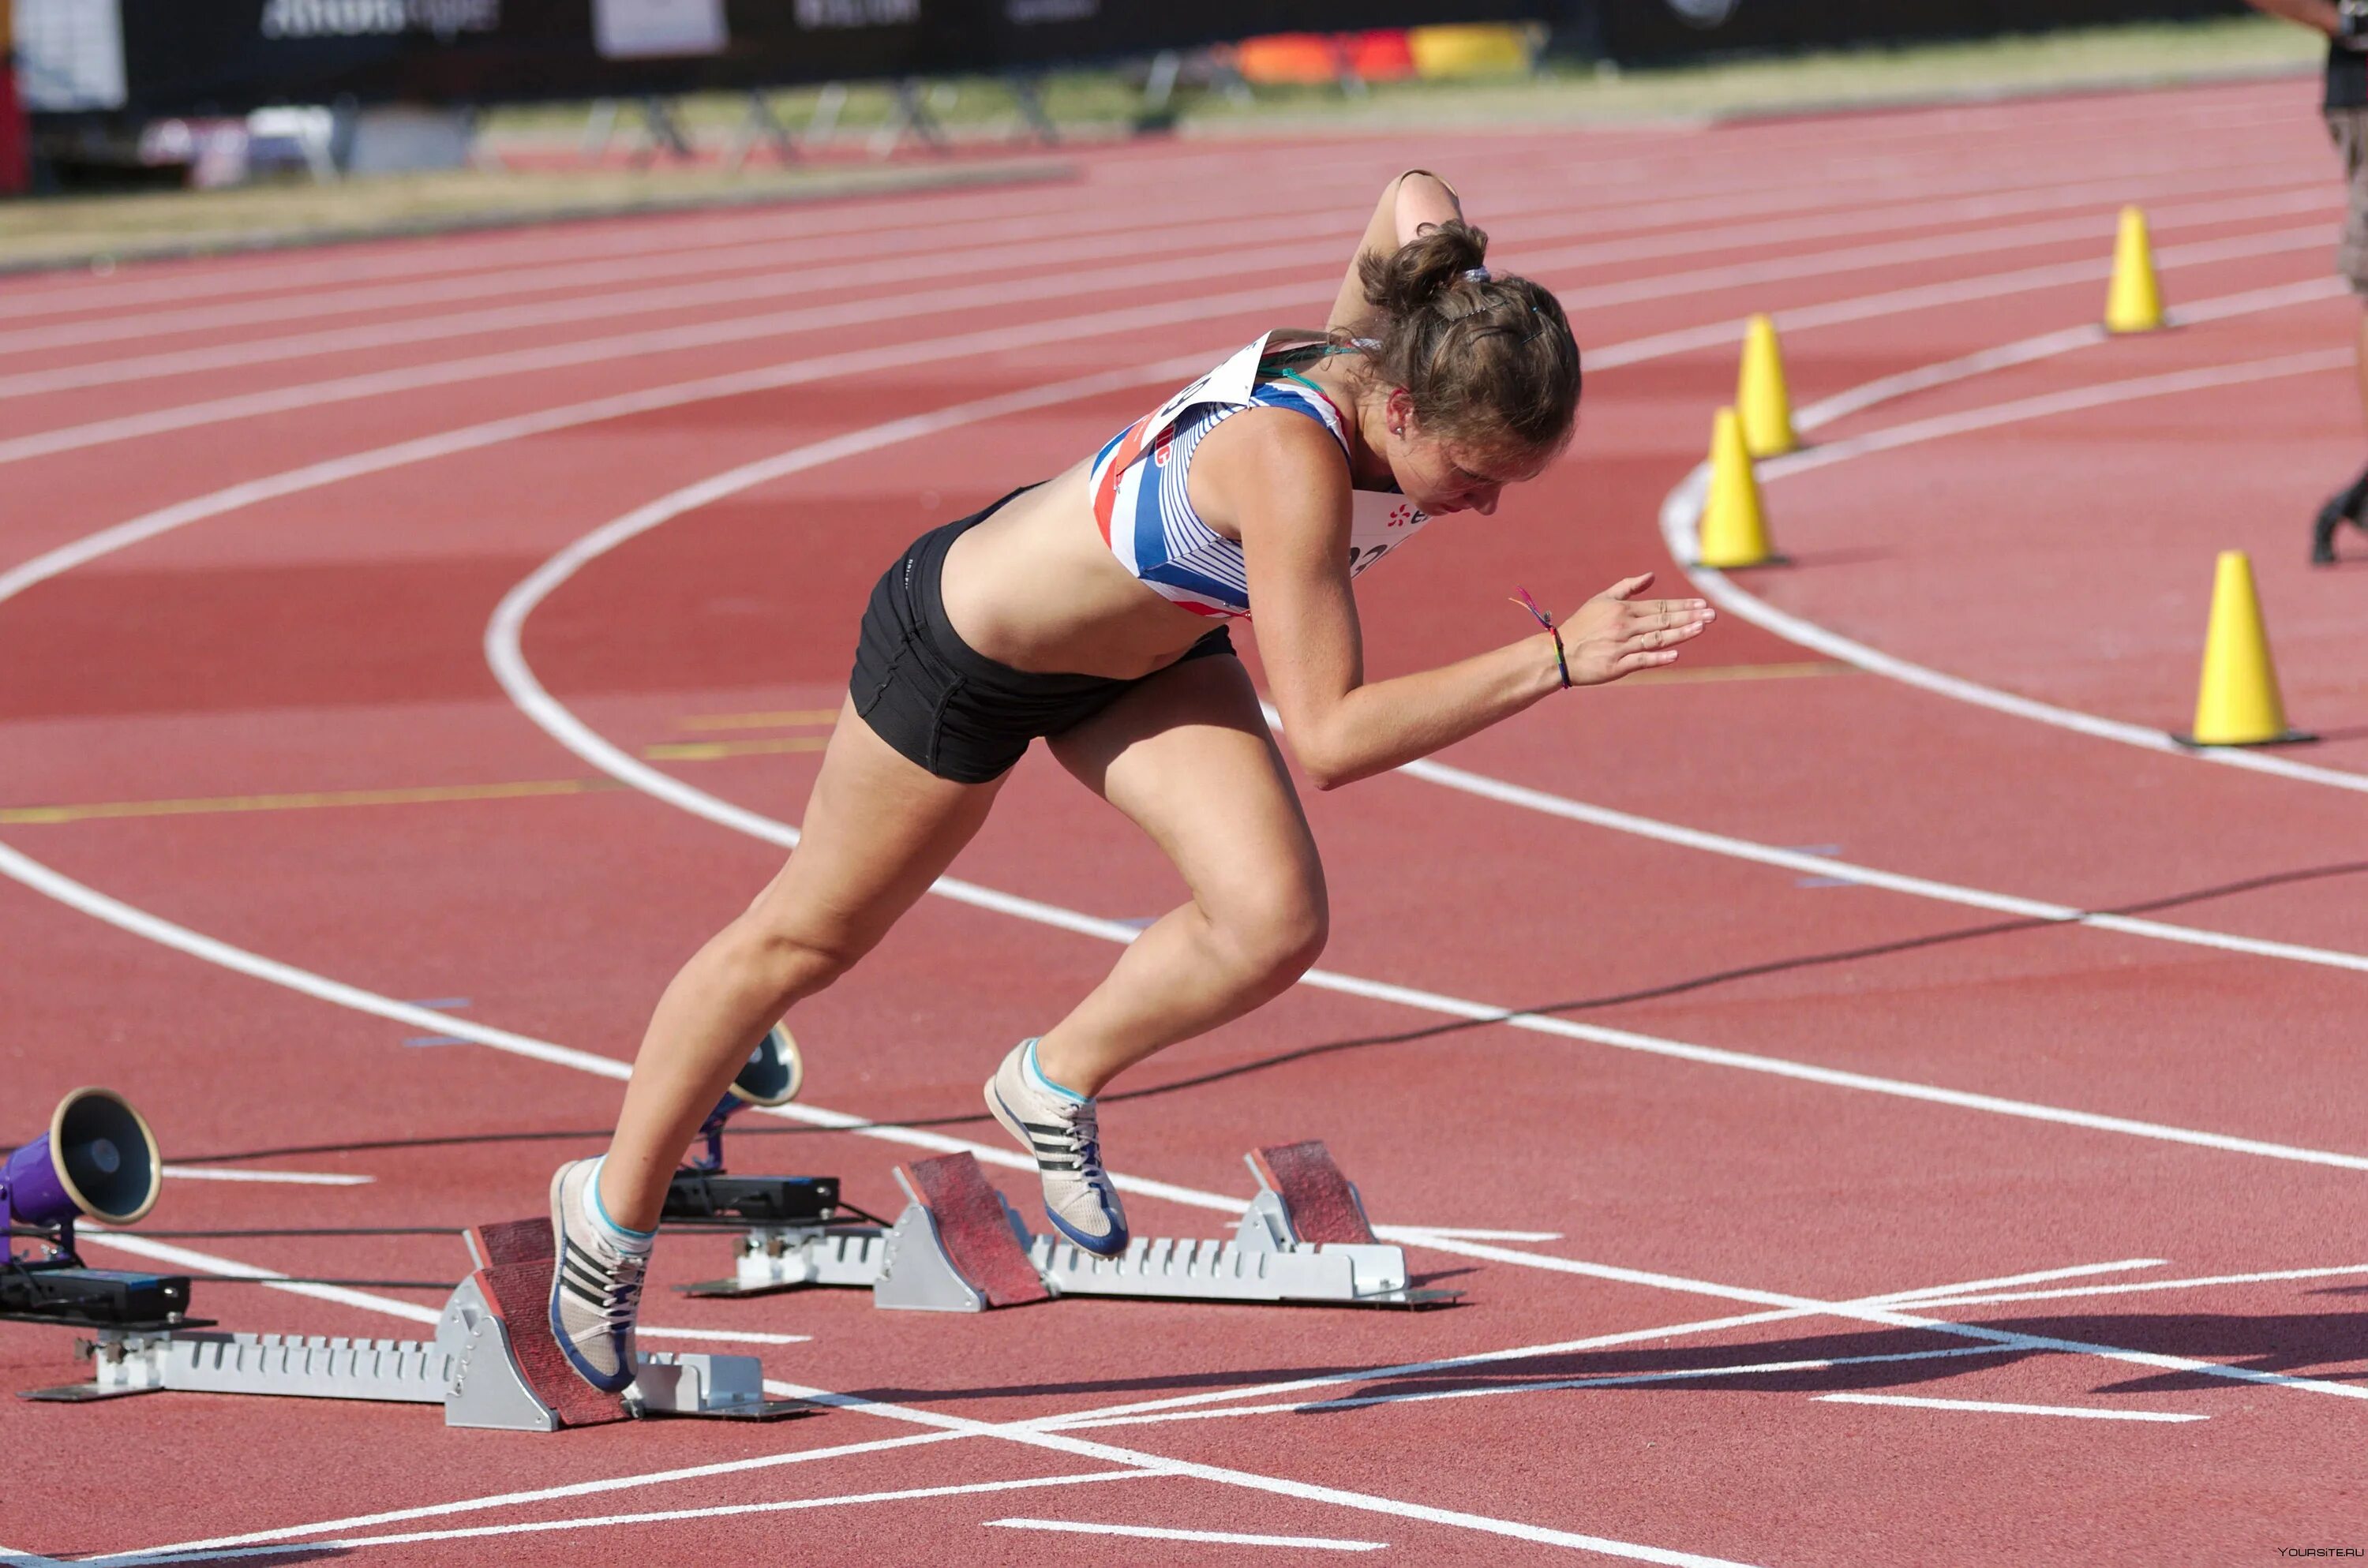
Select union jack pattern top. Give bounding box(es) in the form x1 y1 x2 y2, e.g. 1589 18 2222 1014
1087 333 1431 619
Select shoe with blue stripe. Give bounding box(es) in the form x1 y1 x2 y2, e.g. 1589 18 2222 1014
546 1158 647 1395
985 1038 1129 1257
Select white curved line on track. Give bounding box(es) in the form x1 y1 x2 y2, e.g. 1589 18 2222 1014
2 189 2327 467
3 157 2315 397
1392 756 2368 975
1657 298 2368 796
478 360 2368 1173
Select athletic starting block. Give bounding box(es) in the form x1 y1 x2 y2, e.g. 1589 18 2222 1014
16 1218 814 1431
682 1141 1459 1312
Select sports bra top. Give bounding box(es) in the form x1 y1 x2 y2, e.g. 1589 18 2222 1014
1086 332 1431 619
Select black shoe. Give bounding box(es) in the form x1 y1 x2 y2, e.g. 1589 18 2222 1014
2311 462 2368 565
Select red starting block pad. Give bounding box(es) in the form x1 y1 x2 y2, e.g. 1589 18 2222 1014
463 1220 629 1428
725 1144 1459 1312
1250 1140 1379 1245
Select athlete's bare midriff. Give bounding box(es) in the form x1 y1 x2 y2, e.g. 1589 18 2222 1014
937 458 1220 679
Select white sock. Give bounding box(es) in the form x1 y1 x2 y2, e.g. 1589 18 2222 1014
585 1154 656 1255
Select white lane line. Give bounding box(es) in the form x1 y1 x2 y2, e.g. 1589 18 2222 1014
1772 348 2351 481
0 217 2315 635
0 110 2277 339
158 1166 373 1185
78 1229 807 1343
84 1229 1742 1568
0 268 1317 466
1903 1262 2368 1309
1815 1393 2205 1423
1396 755 2368 975
9 163 2316 398
89 1253 2202 1565
6 189 2324 468
96 1473 1167 1566
0 1547 69 1566
634 1326 811 1345
1030 1259 2167 1435
0 170 1143 327
986 1519 1388 1551
1367 1233 2368 1404
80 1231 443 1322
1661 295 2368 798
1052 1346 2013 1431
1590 230 2338 371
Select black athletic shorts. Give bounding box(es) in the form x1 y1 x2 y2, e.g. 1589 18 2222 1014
850 490 1238 784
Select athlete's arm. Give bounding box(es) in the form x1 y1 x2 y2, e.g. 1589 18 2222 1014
1327 170 1465 336
1212 417 1710 790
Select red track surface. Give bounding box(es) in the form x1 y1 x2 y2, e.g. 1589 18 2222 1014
4 79 2366 1565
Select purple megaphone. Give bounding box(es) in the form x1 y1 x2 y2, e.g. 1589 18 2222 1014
2 1089 161 1253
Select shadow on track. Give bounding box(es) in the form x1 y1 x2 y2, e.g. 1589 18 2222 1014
843 1311 2368 1412
153 856 2368 1172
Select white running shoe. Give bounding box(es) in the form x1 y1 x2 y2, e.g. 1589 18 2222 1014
546 1158 648 1394
984 1038 1128 1256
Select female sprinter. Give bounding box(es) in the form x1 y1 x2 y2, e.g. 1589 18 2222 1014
546 170 1715 1390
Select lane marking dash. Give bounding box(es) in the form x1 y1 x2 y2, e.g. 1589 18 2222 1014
1816 1393 2204 1422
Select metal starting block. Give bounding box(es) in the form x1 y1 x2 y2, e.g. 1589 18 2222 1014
683 1141 1459 1312
17 1218 815 1431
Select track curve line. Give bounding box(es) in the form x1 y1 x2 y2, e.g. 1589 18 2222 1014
1658 286 2368 795
480 369 2368 1175
3 186 2325 468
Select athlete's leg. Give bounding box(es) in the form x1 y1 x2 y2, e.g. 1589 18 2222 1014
1036 652 1326 1097
598 699 1005 1230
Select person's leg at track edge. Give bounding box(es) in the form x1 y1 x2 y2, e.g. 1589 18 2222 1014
2314 106 2368 562
549 699 1005 1393
2279 0 2368 561
985 650 1328 1257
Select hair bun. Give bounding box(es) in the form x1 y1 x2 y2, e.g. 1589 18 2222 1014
1359 220 1491 317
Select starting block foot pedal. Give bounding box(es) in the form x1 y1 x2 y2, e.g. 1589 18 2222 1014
1250 1140 1377 1244
464 1216 813 1427
875 1154 1053 1312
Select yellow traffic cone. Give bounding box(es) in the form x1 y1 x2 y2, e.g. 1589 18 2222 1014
1696 407 1783 569
2104 204 2164 333
2176 551 2311 747
1736 313 1797 458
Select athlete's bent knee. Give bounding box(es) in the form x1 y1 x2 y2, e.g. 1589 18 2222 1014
720 915 868 1002
1208 887 1328 993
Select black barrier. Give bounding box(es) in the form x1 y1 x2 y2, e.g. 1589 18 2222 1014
1587 0 2248 65
47 0 2255 119
91 0 1539 118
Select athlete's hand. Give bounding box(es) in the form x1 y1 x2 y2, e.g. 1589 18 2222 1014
1560 574 1715 685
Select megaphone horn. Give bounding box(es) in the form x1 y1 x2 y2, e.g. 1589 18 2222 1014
2 1088 161 1240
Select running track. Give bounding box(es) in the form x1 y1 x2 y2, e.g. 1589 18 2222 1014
2 79 2365 1565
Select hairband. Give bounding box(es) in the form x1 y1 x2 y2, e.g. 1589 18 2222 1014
1461 267 1491 283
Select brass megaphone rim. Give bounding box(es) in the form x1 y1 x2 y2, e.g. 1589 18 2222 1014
51 1086 162 1226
